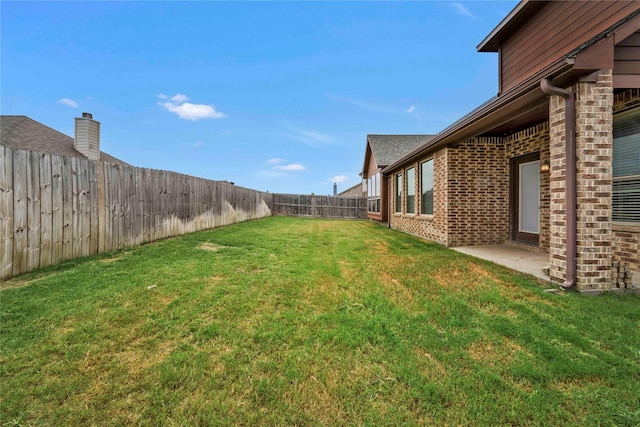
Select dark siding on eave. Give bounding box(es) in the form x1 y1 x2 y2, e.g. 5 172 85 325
615 32 640 76
500 1 639 93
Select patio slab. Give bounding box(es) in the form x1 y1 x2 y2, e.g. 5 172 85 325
452 244 551 282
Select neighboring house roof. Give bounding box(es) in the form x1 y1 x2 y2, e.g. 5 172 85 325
365 135 433 170
0 115 128 165
337 183 364 197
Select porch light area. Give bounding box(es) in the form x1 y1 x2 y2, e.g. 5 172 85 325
540 159 550 172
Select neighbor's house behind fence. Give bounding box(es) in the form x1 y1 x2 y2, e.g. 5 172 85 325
337 183 366 198
0 114 273 280
1 114 370 281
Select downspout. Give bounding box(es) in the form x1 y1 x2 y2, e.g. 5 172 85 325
387 175 391 228
540 78 576 289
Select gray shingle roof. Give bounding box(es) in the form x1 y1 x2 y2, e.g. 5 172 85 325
367 134 434 167
1 115 128 165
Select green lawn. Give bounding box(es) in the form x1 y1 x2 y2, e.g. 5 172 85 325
1 217 639 426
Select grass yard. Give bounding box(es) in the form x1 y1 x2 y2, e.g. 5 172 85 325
1 217 639 426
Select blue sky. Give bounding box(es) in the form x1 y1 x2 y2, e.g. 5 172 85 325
1 1 517 195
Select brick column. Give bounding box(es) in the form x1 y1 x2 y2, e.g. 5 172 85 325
575 70 614 291
549 92 569 284
549 70 614 291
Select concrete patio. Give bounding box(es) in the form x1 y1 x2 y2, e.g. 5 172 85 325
452 244 552 282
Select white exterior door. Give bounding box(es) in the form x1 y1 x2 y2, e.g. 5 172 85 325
519 160 540 234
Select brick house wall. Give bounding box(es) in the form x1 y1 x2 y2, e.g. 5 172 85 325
446 137 509 247
389 148 449 244
389 125 551 249
388 83 637 292
548 70 626 291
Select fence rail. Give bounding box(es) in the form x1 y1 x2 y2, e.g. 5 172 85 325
0 146 273 280
273 193 367 219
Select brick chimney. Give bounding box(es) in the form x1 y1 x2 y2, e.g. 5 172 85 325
74 112 100 161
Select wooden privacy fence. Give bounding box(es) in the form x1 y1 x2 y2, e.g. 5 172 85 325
273 193 367 219
0 146 273 280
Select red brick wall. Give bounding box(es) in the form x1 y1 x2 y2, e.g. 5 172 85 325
446 137 509 246
389 126 550 249
389 149 448 244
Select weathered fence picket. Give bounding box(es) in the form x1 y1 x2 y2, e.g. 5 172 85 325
12 149 27 276
51 155 63 265
1 147 274 281
0 147 14 279
1 145 370 281
272 193 367 220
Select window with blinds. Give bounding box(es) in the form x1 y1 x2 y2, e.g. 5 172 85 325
613 106 640 223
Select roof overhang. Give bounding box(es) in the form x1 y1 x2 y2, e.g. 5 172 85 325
384 7 640 175
477 1 546 53
382 58 578 175
361 136 383 179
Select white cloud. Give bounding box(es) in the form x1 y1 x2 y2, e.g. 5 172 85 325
160 102 226 121
158 93 226 121
331 175 349 183
451 3 474 18
266 158 285 165
170 93 189 103
58 98 79 108
406 105 416 114
273 163 305 171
